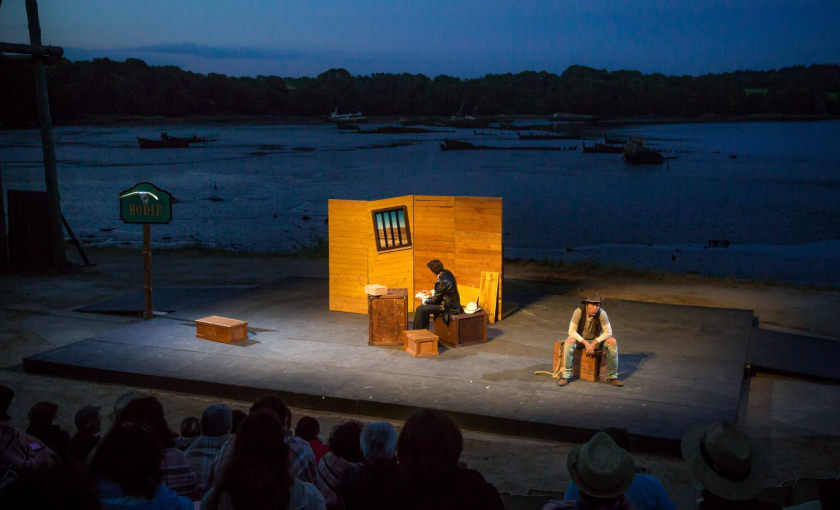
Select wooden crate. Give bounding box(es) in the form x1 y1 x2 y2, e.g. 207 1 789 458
195 316 248 344
368 288 408 346
434 310 487 348
402 329 439 357
559 343 608 382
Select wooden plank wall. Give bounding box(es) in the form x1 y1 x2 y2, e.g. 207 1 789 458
329 195 502 316
453 196 503 296
412 196 455 308
367 195 414 303
328 199 369 314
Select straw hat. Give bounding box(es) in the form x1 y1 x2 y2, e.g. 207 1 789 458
567 432 636 499
463 301 479 314
681 421 769 501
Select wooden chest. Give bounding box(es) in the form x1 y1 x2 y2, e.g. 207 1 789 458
195 315 248 344
434 310 488 348
368 288 407 346
570 344 608 382
402 329 439 357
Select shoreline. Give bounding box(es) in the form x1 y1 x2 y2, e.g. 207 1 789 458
2 112 837 131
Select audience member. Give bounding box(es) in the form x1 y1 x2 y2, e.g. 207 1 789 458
67 405 103 469
117 396 198 498
564 428 675 510
397 409 505 510
26 400 71 461
108 390 151 423
231 410 246 434
0 384 55 489
296 416 330 463
315 420 364 509
176 416 201 451
681 421 780 510
0 464 100 510
186 405 233 493
201 409 325 510
339 421 400 510
91 422 192 510
214 395 317 484
544 431 638 510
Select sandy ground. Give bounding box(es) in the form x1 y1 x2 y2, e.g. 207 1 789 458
1 247 839 509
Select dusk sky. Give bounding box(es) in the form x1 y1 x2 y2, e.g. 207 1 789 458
2 0 838 78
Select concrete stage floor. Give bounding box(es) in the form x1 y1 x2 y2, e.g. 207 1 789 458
25 276 823 453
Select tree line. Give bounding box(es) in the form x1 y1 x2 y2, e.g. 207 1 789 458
1 58 838 126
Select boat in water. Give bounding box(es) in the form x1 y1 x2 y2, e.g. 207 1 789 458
623 136 664 164
327 109 368 123
136 132 210 149
582 141 624 154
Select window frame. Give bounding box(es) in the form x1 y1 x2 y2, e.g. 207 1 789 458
371 206 412 252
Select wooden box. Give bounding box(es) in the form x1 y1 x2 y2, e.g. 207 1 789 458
434 309 488 348
402 329 439 357
196 315 248 344
560 343 608 382
368 288 408 346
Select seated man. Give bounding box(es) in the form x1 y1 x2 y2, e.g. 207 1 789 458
412 259 462 330
557 294 623 387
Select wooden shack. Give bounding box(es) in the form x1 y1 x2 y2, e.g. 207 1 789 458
329 195 502 319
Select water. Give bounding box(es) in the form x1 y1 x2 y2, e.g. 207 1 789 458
1 120 839 283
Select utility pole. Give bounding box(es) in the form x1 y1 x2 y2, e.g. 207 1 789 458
25 0 66 270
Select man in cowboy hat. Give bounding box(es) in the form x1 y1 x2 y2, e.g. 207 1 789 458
557 294 623 387
681 421 778 509
412 259 463 330
543 431 638 509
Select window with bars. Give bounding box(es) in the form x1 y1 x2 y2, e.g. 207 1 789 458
372 206 412 252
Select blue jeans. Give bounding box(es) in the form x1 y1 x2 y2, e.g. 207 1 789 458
562 337 619 380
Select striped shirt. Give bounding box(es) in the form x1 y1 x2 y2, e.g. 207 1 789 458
185 434 231 493
161 447 198 497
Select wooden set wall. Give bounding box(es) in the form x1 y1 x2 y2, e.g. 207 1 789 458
329 195 502 316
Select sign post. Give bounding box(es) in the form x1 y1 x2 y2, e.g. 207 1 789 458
119 182 172 320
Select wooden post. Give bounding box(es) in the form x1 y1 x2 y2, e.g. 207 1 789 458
143 223 153 319
0 155 7 266
25 0 66 271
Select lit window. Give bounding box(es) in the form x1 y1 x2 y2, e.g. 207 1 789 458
372 206 411 251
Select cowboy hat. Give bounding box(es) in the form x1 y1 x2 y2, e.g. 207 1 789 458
463 301 479 314
581 294 602 304
567 431 636 499
681 421 769 501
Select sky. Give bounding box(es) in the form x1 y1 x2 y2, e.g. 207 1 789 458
1 0 838 79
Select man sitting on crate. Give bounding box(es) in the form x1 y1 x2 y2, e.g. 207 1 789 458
412 259 463 330
557 294 623 387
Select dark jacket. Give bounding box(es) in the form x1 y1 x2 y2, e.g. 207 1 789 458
425 269 462 323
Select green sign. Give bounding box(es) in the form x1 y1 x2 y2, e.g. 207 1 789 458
119 182 172 224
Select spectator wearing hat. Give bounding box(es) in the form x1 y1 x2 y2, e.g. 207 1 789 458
557 294 623 387
339 421 400 510
544 431 638 510
412 259 463 330
186 405 234 494
26 401 71 461
1 385 54 489
67 405 102 468
681 421 780 509
296 416 330 463
564 428 675 510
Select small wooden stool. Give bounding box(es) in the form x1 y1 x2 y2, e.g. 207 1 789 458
434 310 488 348
195 315 248 344
402 329 439 357
555 341 608 382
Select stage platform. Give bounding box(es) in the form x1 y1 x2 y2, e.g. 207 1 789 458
24 277 786 454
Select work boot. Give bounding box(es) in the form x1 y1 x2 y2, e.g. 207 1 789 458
557 378 570 387
608 378 624 387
